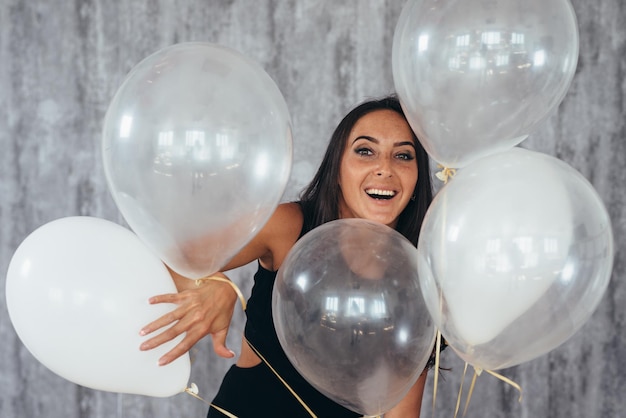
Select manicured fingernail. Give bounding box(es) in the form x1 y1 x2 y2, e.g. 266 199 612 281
139 329 146 336
229 350 236 357
158 358 168 366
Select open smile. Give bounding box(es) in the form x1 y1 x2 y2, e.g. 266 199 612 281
365 188 397 200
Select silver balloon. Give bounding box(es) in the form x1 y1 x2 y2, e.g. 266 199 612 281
418 148 614 371
102 42 292 279
273 219 435 416
393 0 579 168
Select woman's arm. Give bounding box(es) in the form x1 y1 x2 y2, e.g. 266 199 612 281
384 369 428 418
139 202 304 365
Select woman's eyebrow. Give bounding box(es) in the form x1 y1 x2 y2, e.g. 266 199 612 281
352 135 416 148
395 140 416 148
352 135 378 144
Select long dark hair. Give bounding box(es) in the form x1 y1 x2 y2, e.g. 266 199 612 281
299 95 433 247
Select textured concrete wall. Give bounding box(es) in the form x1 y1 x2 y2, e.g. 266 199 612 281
1 1 624 417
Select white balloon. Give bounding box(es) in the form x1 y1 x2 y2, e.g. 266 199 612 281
438 151 572 346
5 217 190 397
418 148 614 370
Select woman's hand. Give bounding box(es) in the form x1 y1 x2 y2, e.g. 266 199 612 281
139 272 239 366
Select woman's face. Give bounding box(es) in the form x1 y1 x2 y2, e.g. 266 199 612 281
338 109 419 228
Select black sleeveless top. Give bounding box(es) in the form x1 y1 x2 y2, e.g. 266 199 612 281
243 267 360 417
243 207 360 417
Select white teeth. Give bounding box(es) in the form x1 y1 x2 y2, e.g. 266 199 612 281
366 188 396 197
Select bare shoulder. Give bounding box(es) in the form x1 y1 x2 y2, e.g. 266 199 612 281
271 202 304 225
260 202 303 270
222 202 303 271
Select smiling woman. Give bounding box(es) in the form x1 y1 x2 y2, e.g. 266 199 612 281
139 95 436 417
1 1 624 417
337 109 419 228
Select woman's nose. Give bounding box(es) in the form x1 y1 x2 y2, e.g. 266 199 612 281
375 158 393 177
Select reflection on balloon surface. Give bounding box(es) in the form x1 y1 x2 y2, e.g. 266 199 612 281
393 0 579 167
103 42 292 279
418 148 614 370
273 219 435 416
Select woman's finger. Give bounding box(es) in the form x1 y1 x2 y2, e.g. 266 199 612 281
148 292 183 304
140 308 184 337
157 334 200 366
139 317 188 351
211 328 235 359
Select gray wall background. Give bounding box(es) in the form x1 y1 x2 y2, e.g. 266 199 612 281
1 0 624 417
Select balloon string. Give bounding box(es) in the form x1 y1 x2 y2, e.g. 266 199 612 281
190 279 388 418
198 277 316 417
246 338 318 418
184 383 239 418
183 277 249 417
435 165 457 183
195 275 247 310
484 369 523 402
452 364 523 417
431 329 442 418
463 368 480 416
454 362 469 418
190 278 388 418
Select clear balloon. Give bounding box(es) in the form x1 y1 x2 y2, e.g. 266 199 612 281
102 42 293 279
273 219 435 416
5 217 190 397
417 148 614 371
392 0 579 168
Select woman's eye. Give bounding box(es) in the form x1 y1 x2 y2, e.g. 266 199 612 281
396 152 415 161
355 147 373 156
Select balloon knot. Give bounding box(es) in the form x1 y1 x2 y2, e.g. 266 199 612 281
435 165 457 183
186 382 199 395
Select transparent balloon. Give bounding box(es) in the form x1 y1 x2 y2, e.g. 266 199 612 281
417 148 614 371
5 217 190 397
102 42 293 279
392 0 579 168
273 219 435 416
